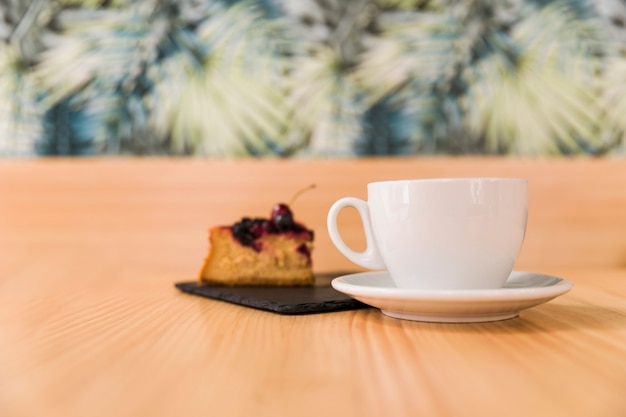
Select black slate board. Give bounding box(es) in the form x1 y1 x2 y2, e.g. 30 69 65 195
175 272 368 315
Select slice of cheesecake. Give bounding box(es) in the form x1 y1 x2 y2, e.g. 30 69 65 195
198 205 314 286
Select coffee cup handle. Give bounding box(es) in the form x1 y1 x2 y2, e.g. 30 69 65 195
327 197 386 270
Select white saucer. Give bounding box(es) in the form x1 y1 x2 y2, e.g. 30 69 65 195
331 271 574 323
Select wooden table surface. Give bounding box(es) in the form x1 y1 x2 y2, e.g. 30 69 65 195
1 158 625 417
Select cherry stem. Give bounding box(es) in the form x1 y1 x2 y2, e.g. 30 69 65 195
288 184 316 206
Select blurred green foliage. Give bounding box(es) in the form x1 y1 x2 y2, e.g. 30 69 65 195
1 0 625 157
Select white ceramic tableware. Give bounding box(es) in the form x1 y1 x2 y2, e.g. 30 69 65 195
331 270 573 323
327 178 528 290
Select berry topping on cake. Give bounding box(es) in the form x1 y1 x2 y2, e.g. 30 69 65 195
229 185 316 250
232 218 270 248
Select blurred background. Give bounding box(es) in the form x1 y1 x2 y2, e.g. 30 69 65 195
1 0 626 158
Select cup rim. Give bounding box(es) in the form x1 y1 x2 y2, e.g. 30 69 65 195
368 177 527 186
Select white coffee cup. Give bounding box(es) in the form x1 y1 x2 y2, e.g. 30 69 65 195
327 178 528 290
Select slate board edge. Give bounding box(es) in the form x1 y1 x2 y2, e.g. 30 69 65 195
174 281 368 315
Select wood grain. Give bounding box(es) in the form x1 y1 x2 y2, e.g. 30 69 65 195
1 158 625 417
2 157 626 275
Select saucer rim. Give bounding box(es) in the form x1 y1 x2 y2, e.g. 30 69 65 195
331 270 574 323
331 270 574 302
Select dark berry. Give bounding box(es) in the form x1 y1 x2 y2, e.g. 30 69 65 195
249 219 270 237
231 217 273 251
296 243 311 263
270 203 294 231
